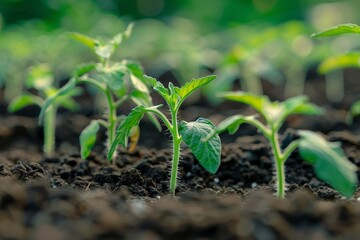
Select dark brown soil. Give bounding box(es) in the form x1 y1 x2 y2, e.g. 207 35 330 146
1 69 360 239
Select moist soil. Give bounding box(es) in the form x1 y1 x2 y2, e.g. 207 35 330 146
1 69 360 239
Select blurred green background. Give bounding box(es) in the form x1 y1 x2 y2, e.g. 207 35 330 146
1 0 359 102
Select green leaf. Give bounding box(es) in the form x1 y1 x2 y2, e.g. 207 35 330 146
129 74 149 94
146 76 170 101
97 65 127 92
283 95 324 116
318 53 360 74
110 23 134 48
26 64 54 90
298 130 358 198
80 121 100 159
312 23 360 38
39 78 77 124
179 118 221 174
126 61 149 93
67 32 98 50
72 63 96 78
174 75 217 102
203 114 258 141
108 105 148 160
219 91 269 117
130 90 161 131
8 94 43 112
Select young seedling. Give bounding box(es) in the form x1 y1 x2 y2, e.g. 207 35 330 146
108 75 222 195
39 24 160 161
8 64 80 155
204 92 358 198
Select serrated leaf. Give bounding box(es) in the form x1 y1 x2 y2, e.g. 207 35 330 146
219 91 269 117
145 75 158 87
179 118 221 173
8 94 43 112
203 114 258 141
312 23 360 38
80 121 100 159
174 75 217 101
108 105 147 160
298 130 358 198
146 76 170 101
67 32 98 49
39 78 77 124
26 64 54 90
318 53 360 74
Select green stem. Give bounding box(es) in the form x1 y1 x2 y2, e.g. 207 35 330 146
44 105 56 156
169 109 181 195
268 130 285 198
105 88 117 162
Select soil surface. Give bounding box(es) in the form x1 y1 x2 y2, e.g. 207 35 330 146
0 69 360 239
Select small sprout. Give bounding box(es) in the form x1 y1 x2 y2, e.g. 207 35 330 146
8 64 80 155
39 24 159 161
108 75 222 195
205 92 358 198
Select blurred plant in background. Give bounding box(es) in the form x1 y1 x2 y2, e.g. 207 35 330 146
1 0 360 105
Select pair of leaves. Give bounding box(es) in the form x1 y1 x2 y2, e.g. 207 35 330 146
298 130 358 198
219 92 324 129
148 75 217 108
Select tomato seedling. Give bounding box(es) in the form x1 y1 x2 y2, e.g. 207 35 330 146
108 75 222 195
205 92 358 198
8 64 80 155
39 24 160 161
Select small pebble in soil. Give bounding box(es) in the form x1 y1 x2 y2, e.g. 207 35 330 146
156 196 161 199
251 182 258 188
130 200 148 216
186 172 192 177
213 178 219 183
357 198 360 202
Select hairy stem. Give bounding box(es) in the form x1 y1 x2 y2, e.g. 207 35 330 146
44 105 56 156
268 131 285 198
105 88 117 162
169 108 181 195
